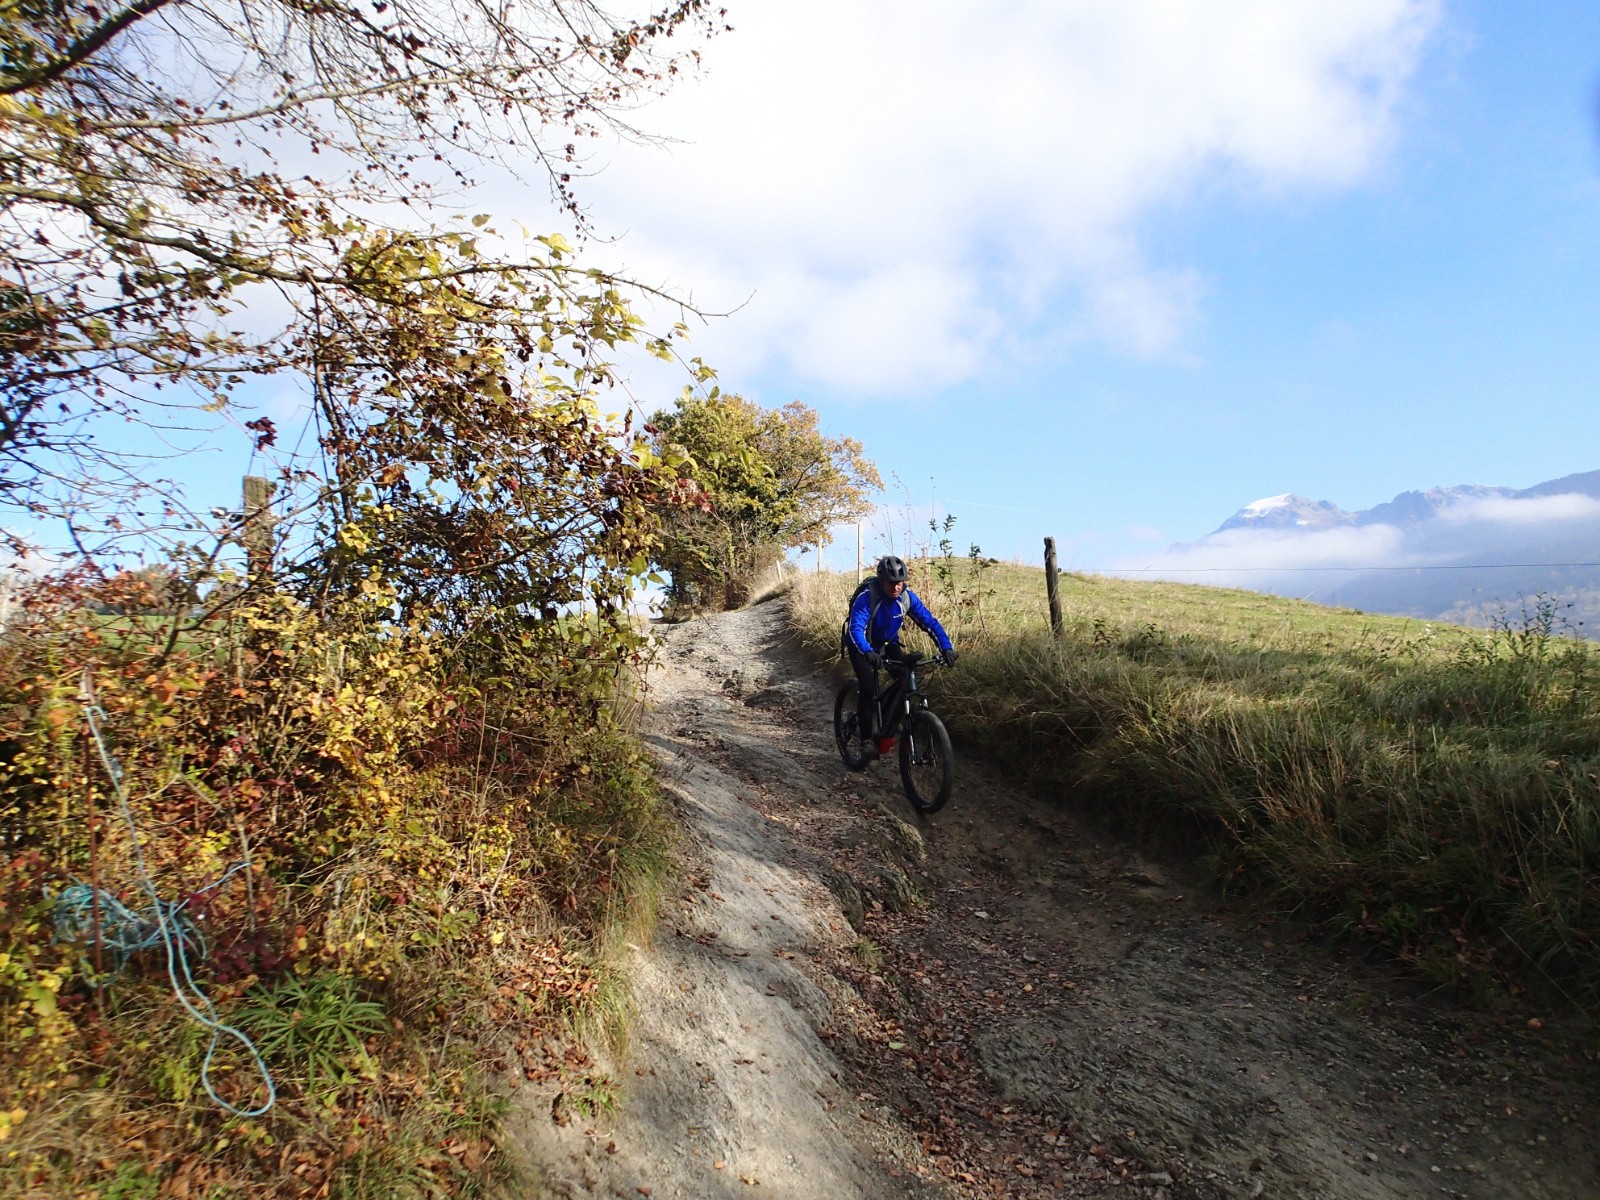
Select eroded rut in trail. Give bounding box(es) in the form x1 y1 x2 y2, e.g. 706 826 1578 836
510 601 1599 1200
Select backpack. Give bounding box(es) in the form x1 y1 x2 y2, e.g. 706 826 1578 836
839 578 911 657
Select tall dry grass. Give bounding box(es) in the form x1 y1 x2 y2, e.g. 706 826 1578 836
789 562 1600 1004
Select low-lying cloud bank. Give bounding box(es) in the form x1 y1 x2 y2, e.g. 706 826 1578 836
1112 472 1600 631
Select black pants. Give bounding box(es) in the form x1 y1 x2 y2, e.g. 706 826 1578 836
843 634 905 738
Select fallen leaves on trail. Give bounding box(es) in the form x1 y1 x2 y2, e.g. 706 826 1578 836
487 937 600 1023
814 900 1175 1200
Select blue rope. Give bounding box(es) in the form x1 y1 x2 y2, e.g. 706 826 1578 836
53 882 207 973
53 858 260 973
60 689 277 1118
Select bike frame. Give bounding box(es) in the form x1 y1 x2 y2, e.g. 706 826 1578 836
874 655 932 740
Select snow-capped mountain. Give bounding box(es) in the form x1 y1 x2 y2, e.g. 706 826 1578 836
1215 471 1600 537
1354 485 1514 528
1217 494 1354 532
1156 470 1600 633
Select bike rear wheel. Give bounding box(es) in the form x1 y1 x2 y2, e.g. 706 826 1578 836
834 681 871 771
898 709 953 814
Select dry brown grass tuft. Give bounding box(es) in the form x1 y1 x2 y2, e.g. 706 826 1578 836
789 564 1600 1005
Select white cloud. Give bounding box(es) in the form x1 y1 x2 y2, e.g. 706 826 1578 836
1134 522 1408 577
1086 267 1206 358
1113 489 1600 620
574 0 1441 395
1441 493 1600 526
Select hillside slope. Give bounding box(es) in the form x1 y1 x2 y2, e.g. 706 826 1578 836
511 600 1599 1200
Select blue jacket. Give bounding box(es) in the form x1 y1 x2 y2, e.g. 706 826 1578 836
847 580 953 657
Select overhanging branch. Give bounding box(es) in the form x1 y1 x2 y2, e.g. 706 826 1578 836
0 0 182 96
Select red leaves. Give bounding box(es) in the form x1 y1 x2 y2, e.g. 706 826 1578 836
244 416 276 450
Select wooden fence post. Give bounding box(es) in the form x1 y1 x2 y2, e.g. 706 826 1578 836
242 475 277 583
1043 537 1063 640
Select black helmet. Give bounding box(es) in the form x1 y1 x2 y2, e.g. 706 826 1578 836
876 555 908 585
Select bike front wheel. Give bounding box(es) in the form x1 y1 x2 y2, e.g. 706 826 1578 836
833 681 871 771
898 709 953 814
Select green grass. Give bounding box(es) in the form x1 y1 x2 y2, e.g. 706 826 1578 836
790 561 1600 1004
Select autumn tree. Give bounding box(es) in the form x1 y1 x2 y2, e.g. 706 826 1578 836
0 0 724 607
0 6 722 1185
649 391 880 610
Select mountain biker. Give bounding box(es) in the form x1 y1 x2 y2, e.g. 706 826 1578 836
842 555 958 755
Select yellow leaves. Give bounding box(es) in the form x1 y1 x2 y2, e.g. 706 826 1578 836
0 1107 27 1144
22 982 57 1016
14 963 70 1019
536 233 573 259
337 523 372 553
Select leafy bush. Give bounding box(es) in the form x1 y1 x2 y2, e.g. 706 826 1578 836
0 569 670 1196
649 392 879 612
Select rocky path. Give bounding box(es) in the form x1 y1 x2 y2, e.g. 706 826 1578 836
510 599 1599 1200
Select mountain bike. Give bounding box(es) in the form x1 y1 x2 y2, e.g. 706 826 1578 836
833 651 955 814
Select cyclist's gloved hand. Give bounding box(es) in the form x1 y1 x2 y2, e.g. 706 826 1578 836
864 650 883 670
944 648 959 667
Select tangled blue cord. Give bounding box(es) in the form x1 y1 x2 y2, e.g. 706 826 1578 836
54 881 207 972
54 691 276 1118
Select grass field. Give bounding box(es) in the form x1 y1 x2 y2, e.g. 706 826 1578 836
789 560 1600 1006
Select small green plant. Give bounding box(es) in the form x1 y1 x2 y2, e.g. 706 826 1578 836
566 1073 622 1120
1333 990 1374 1017
149 1020 210 1104
100 1163 162 1200
236 972 389 1095
1491 592 1580 662
849 938 884 970
928 514 999 636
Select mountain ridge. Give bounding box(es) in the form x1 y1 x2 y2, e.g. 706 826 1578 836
1177 468 1600 633
1216 469 1600 536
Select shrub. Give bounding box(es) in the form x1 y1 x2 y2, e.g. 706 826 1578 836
0 569 670 1197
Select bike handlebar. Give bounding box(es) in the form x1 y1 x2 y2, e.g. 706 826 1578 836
884 652 950 672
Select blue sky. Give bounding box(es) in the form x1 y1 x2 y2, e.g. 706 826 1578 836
20 1 1598 592
571 0 1600 575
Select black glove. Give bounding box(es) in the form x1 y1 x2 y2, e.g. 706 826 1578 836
943 648 959 667
864 650 883 671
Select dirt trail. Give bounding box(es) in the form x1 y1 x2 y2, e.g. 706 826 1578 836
510 599 1599 1200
